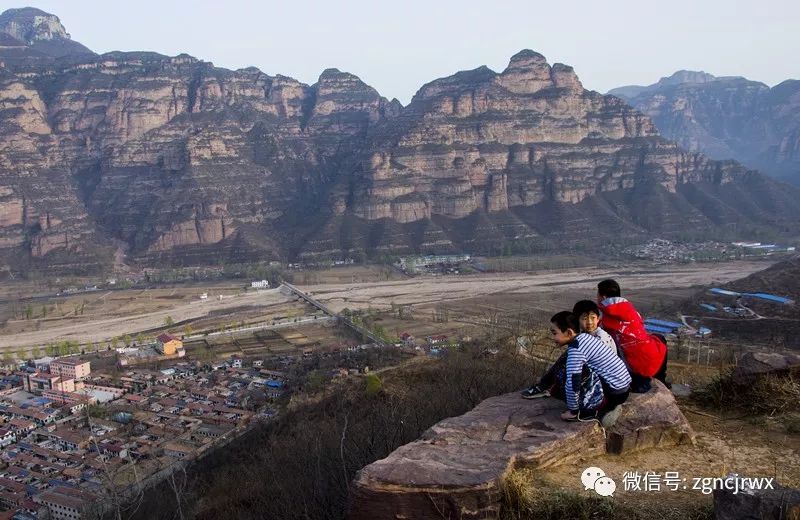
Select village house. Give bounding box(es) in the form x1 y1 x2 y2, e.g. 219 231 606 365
8 418 35 437
49 358 91 381
34 429 90 452
426 334 448 346
0 405 58 427
40 389 93 407
250 279 270 289
22 373 75 395
0 489 38 515
156 334 183 356
163 441 195 459
192 423 234 441
0 428 15 448
35 486 95 520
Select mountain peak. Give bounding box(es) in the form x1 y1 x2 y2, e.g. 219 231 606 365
0 7 70 43
658 70 717 86
504 49 548 71
0 7 94 58
498 49 559 94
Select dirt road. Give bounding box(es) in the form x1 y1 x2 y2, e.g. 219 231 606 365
0 289 291 348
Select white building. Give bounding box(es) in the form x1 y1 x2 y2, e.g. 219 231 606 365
0 428 16 447
251 280 270 289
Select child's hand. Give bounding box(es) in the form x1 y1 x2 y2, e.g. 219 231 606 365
560 410 578 421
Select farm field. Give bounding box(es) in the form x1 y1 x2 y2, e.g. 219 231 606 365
0 258 776 351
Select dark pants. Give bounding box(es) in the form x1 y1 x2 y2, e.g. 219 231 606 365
538 351 567 399
539 352 628 414
602 387 629 413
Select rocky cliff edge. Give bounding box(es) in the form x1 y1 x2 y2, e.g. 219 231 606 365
349 380 693 519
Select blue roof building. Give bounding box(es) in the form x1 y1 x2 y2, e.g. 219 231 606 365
743 292 794 304
644 318 683 329
644 324 674 334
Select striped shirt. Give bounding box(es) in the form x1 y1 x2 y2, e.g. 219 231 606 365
565 333 632 411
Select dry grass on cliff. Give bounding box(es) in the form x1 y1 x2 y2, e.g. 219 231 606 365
692 370 800 417
501 468 713 520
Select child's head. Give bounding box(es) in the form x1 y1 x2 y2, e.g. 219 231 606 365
549 311 579 346
597 279 621 302
572 299 601 333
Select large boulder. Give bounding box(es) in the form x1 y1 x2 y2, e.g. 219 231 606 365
349 382 694 520
349 396 604 520
606 380 696 454
732 352 800 384
713 479 800 520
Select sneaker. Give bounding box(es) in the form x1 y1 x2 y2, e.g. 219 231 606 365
521 385 550 399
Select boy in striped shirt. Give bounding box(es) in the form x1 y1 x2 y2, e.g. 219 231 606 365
522 311 631 423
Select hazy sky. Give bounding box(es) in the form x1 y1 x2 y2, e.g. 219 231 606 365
16 0 799 104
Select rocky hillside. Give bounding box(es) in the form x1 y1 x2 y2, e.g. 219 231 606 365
1 8 800 273
610 71 800 185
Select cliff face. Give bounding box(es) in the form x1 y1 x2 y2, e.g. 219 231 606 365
348 52 751 224
610 71 800 186
0 9 799 272
0 31 396 269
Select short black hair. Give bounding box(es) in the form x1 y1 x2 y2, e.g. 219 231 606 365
572 299 600 318
597 279 621 298
550 311 579 334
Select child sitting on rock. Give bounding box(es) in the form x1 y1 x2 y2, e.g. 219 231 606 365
521 311 631 424
597 279 668 392
572 299 617 354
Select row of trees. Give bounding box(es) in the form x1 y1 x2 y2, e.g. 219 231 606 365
1 340 83 363
13 300 90 321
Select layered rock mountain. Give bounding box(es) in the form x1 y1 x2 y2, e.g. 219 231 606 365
610 71 800 185
1 8 799 273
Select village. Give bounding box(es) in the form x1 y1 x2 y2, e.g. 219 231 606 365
0 329 289 519
0 299 465 520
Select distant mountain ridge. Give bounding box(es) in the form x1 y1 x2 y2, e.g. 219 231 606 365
1 8 799 273
610 71 800 186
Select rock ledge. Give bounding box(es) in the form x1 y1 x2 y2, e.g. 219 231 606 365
349 381 693 519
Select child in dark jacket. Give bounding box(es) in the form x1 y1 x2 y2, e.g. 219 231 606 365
597 279 668 392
